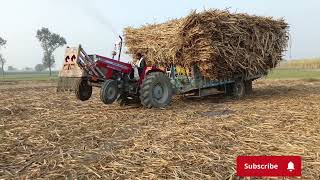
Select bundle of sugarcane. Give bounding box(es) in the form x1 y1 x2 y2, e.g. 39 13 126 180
124 9 289 80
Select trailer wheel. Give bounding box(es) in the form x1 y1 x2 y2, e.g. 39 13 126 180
140 72 173 108
245 80 253 95
75 79 92 101
226 84 234 96
233 80 245 98
100 80 119 104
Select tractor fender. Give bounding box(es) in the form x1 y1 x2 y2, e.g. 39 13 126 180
139 67 166 84
145 67 165 75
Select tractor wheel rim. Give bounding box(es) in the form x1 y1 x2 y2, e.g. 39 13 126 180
153 84 164 100
107 87 116 99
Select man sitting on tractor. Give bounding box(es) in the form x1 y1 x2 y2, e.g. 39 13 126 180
132 53 146 80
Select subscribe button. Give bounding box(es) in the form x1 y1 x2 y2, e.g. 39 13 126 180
237 156 302 177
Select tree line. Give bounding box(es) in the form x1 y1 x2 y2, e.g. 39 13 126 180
0 27 66 77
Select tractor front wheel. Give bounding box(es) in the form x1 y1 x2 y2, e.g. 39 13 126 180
75 79 92 101
100 80 119 104
140 72 173 108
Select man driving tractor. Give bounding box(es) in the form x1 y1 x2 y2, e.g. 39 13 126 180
132 53 146 80
112 40 146 80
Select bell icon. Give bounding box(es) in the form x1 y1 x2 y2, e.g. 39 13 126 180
287 161 295 172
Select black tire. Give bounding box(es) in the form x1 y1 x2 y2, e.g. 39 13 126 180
233 79 245 98
75 79 92 101
245 80 253 95
100 80 119 104
140 72 173 108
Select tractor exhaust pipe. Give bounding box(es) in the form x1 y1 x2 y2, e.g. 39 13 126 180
118 36 123 61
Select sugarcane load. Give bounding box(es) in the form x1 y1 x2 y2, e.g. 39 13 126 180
58 9 289 108
124 9 289 80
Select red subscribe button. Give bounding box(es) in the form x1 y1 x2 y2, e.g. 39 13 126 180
237 156 302 177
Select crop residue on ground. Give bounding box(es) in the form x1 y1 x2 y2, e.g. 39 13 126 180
0 80 320 179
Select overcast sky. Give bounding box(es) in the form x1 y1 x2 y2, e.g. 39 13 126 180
0 0 319 69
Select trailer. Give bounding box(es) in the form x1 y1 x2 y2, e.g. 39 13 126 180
58 39 264 108
166 65 263 98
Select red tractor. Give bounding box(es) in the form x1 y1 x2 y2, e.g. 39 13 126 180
58 37 261 108
58 38 173 108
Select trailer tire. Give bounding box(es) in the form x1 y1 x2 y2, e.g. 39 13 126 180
233 79 245 98
75 79 92 101
245 80 253 95
100 80 119 105
140 72 173 108
226 84 234 96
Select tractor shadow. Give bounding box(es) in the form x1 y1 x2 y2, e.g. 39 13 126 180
179 83 320 105
113 81 320 110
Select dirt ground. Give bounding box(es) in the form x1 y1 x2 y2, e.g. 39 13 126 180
1 80 320 179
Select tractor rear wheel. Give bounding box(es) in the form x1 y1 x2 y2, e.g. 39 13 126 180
75 79 92 101
100 80 119 104
140 72 173 108
233 79 245 98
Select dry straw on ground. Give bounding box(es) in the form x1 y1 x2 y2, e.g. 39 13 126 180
1 80 320 179
125 9 289 80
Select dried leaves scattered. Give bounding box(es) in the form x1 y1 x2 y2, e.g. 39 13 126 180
1 79 320 179
124 9 289 80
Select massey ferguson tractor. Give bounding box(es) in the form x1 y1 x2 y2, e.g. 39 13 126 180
57 37 262 108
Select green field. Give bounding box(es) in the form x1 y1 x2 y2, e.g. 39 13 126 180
267 69 320 80
279 58 320 69
1 69 320 82
0 71 58 81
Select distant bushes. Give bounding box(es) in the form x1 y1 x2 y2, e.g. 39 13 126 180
279 58 320 69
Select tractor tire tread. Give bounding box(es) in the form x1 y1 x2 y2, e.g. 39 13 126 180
139 72 172 108
75 78 92 101
100 80 118 104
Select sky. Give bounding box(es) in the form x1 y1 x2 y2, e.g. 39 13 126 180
0 0 319 70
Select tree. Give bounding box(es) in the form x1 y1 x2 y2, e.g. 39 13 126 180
8 66 17 71
36 27 66 76
0 37 7 76
35 64 46 72
24 67 33 71
0 37 6 48
0 54 5 76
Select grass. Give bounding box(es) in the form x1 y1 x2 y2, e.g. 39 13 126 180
267 69 320 80
280 58 320 69
0 71 58 81
1 68 320 82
